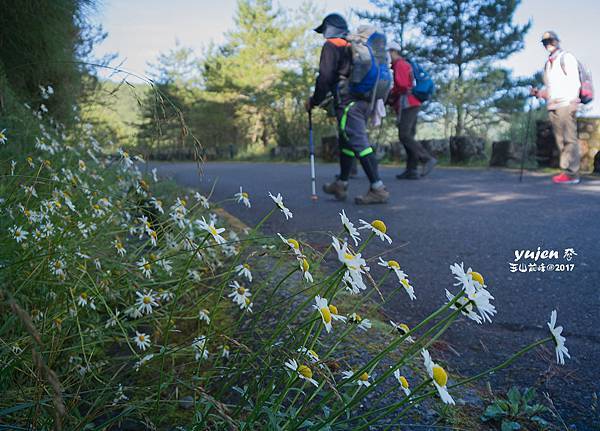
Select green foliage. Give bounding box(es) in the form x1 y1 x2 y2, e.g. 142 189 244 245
481 387 550 430
0 0 101 124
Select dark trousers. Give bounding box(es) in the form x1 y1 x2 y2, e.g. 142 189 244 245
397 106 432 171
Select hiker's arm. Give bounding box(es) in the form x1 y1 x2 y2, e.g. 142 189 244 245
311 42 339 107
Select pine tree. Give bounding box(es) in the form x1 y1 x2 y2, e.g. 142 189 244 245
416 0 530 136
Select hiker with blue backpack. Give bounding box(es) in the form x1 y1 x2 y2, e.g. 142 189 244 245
531 31 594 184
387 42 436 180
306 13 391 204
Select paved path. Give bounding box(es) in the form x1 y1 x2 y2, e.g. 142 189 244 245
152 161 600 428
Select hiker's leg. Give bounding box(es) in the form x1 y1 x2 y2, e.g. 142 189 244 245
399 107 420 172
557 106 580 176
344 101 382 186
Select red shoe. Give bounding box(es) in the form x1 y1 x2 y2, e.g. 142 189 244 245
552 173 580 184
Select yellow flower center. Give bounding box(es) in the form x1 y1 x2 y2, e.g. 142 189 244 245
15 231 21 237
143 296 151 304
401 279 410 288
298 365 313 379
80 292 87 300
150 231 157 239
328 304 338 315
27 157 33 164
344 253 354 261
54 261 62 269
243 263 250 270
180 199 187 206
143 263 151 270
288 239 299 250
469 271 484 285
399 323 410 334
320 307 332 324
371 220 387 234
351 313 362 323
245 297 251 305
242 192 249 199
44 160 51 167
308 349 319 360
209 226 217 236
359 372 369 381
302 259 310 272
138 335 145 342
122 151 129 158
93 204 100 210
237 287 246 295
399 375 409 389
388 260 400 269
432 365 448 387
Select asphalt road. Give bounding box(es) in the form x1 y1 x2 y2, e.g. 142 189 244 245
151 161 600 429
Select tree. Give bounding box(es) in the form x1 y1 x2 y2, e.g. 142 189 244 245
357 0 420 54
202 0 316 148
416 0 530 136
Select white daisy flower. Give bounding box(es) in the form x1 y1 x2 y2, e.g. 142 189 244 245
269 192 293 220
194 192 210 209
331 237 367 272
157 289 174 303
377 257 408 281
133 331 151 351
137 257 152 279
235 263 253 282
358 219 392 244
192 336 209 361
198 309 211 324
547 309 570 365
234 186 251 208
0 128 7 145
151 168 158 182
447 263 496 323
313 296 333 333
135 290 158 315
341 271 368 294
297 347 320 364
150 197 164 214
76 292 96 310
348 313 371 331
284 359 318 387
389 321 415 343
277 233 302 256
393 369 411 396
228 281 251 306
400 278 417 300
105 310 120 328
222 345 230 359
118 148 133 168
196 217 226 245
339 210 360 246
299 258 314 283
240 297 253 313
134 354 154 371
422 349 454 405
342 370 371 387
9 226 28 243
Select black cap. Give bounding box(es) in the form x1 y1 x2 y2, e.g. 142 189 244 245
313 13 348 34
541 31 560 42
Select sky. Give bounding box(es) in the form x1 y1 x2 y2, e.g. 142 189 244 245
90 0 600 115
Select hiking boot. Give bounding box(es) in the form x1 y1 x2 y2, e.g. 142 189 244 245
355 187 389 205
396 170 419 180
552 172 580 184
323 180 348 200
421 157 438 177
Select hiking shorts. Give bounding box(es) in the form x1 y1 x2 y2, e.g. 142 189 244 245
336 100 373 158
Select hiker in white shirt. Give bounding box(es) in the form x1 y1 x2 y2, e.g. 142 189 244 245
531 31 581 184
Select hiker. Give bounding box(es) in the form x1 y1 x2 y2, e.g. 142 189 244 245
305 13 389 204
531 31 581 184
387 42 436 180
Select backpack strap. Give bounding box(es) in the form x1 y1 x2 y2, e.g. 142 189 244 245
327 38 350 48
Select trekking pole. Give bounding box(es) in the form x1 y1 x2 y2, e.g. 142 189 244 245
519 96 535 183
308 110 318 201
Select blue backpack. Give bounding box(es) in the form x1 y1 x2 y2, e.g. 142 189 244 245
347 26 392 105
408 60 435 102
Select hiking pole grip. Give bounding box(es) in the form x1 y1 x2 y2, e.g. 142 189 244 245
308 110 318 201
